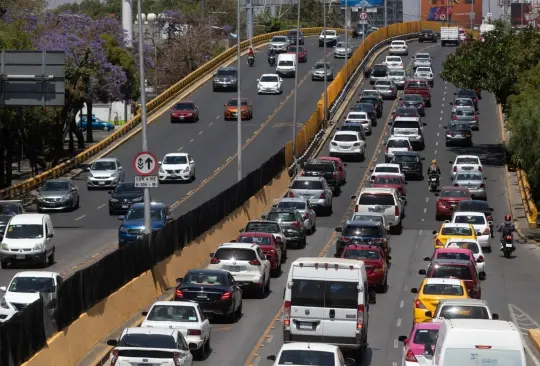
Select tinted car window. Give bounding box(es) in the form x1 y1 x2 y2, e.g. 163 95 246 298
184 272 227 285
267 212 297 221
238 235 272 245
291 279 325 307
372 66 388 76
335 134 358 142
291 180 323 190
436 252 471 261
456 157 480 165
173 103 195 110
393 155 417 163
439 305 489 319
406 80 429 89
388 139 410 148
358 194 395 205
441 189 469 198
217 69 236 77
245 222 281 233
343 249 379 260
373 176 402 184
455 173 482 181
114 183 142 194
119 334 177 349
324 281 358 308
413 329 439 344
277 201 306 210
441 226 473 236
457 201 490 212
422 284 465 296
456 109 475 116
147 305 198 322
393 121 419 129
403 94 423 102
450 242 479 253
341 125 364 135
431 265 472 280
374 166 399 173
342 225 382 236
454 215 486 225
214 248 257 261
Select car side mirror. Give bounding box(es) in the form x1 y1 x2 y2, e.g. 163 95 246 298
256 79 259 82
334 253 340 258
47 233 54 239
345 358 356 366
118 216 125 220
425 311 433 318
176 277 183 286
106 339 118 346
492 313 499 319
239 229 244 233
432 230 437 234
118 166 123 170
424 343 434 357
449 102 452 105
434 192 439 196
423 256 431 261
484 177 487 180
0 286 6 292
224 104 227 107
476 111 480 115
369 169 374 172
351 195 357 200
158 161 162 165
261 215 266 220
419 269 427 275
443 126 447 129
335 227 343 232
142 311 148 316
189 343 198 351
303 214 309 220
423 123 427 126
421 157 426 160
479 272 486 280
454 92 457 95
410 288 418 293
398 335 408 344
209 252 215 257
267 355 277 361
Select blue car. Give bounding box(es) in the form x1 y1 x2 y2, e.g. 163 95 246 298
118 202 174 246
78 115 115 131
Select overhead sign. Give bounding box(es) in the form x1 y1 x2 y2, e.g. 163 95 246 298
359 12 368 20
133 151 157 176
134 175 158 188
340 0 382 8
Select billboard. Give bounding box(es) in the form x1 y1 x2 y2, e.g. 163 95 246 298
340 0 383 8
511 3 540 27
421 0 483 26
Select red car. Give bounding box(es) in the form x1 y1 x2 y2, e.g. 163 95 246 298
419 258 484 299
287 45 307 63
371 174 407 196
435 186 471 220
423 248 475 264
235 232 283 276
339 244 388 293
318 156 347 184
170 101 199 123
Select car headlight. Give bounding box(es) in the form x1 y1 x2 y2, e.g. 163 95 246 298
0 297 9 310
159 168 165 173
120 227 128 233
33 243 43 250
110 198 119 203
62 194 70 201
214 78 219 82
1 243 8 250
133 197 143 202
37 195 44 201
183 167 190 173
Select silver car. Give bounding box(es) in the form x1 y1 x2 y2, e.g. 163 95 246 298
452 107 479 130
374 79 398 99
36 178 80 211
450 97 475 114
288 176 333 216
311 61 334 81
275 197 317 234
413 53 432 69
387 69 407 89
413 66 434 86
453 171 487 200
86 158 125 189
268 36 290 53
333 42 353 58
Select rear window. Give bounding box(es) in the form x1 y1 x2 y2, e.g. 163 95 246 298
348 113 368 120
387 57 401 62
387 139 410 148
441 226 473 236
342 225 382 236
304 163 334 172
457 201 489 212
334 134 358 142
146 304 198 322
416 53 430 59
389 70 405 77
413 329 439 344
376 81 392 87
441 189 469 198
238 235 271 245
245 222 281 233
403 94 423 102
456 109 475 116
278 350 335 366
343 249 380 260
119 334 177 349
431 265 472 280
456 157 480 165
341 125 364 135
436 252 471 261
455 173 482 181
454 99 473 106
117 349 176 358
351 214 384 225
214 248 256 261
422 284 465 296
406 80 428 89
454 215 486 225
439 305 490 319
358 193 395 205
374 166 399 174
393 155 417 163
267 212 297 222
393 121 419 129
448 242 479 253
291 180 323 190
372 66 388 76
373 176 402 185
277 201 306 210
291 279 358 308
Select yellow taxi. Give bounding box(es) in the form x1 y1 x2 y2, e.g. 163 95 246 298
411 278 469 323
432 222 476 249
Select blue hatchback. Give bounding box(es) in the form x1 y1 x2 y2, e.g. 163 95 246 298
78 115 115 131
117 202 174 246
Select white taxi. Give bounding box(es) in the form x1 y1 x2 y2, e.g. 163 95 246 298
450 155 483 180
384 55 404 69
389 40 408 56
450 211 492 251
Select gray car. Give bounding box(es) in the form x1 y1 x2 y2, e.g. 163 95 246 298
213 66 238 92
400 94 425 116
0 200 24 233
37 178 80 211
268 36 290 53
86 158 125 189
450 97 475 114
263 208 307 249
452 107 479 130
275 197 317 234
453 171 487 200
287 30 304 45
374 79 398 99
413 53 432 69
387 69 407 89
311 61 334 81
333 42 353 58
288 176 333 216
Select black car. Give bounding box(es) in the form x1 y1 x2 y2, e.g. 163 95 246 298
0 200 24 233
108 183 143 215
302 159 342 193
334 220 389 257
390 151 424 180
419 29 437 43
287 30 304 45
369 64 389 84
455 200 495 238
444 121 472 147
455 89 479 110
357 96 383 118
391 107 420 120
175 269 243 322
353 25 377 38
212 66 238 92
352 103 377 125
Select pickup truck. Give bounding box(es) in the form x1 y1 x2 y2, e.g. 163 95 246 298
441 26 459 46
404 79 432 107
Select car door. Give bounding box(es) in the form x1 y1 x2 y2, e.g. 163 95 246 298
196 305 211 340
321 274 358 342
227 272 242 307
257 247 270 279
177 332 193 365
187 154 195 170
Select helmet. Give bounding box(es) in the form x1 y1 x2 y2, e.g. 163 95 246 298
504 214 511 222
431 159 437 164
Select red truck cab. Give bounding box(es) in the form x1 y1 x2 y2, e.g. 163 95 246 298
404 79 432 107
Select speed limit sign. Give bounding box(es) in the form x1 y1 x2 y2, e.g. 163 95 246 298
359 12 368 20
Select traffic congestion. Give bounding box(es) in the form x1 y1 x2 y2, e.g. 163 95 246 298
2 31 540 366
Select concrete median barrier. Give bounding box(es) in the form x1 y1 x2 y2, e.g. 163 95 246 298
517 169 539 228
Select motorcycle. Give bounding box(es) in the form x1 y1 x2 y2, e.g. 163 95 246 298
268 54 276 66
428 174 439 192
247 55 255 67
501 234 514 258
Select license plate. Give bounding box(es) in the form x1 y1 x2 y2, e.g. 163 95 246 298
299 322 313 330
197 295 208 299
506 243 513 248
171 174 177 178
180 116 184 119
228 266 241 272
138 364 152 366
450 204 456 207
136 234 143 239
99 181 105 185
16 254 25 260
122 204 129 208
303 194 311 198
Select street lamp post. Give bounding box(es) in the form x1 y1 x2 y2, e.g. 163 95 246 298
344 0 348 79
292 0 301 167
323 0 328 123
236 0 242 182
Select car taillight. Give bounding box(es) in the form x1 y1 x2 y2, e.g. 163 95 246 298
408 146 411 151
175 289 184 298
477 255 484 263
374 265 384 273
453 166 457 172
454 183 459 187
395 206 400 217
333 172 338 177
221 291 232 300
284 300 291 326
300 171 305 176
453 115 458 120
110 349 119 365
304 213 310 219
405 350 418 362
357 304 365 329
487 215 493 221
173 352 182 366
188 329 202 336
474 116 478 120
385 146 389 153
435 238 443 247
320 193 326 199
292 221 301 229
288 191 295 197
480 184 485 188
415 299 426 309
249 259 262 266
355 205 359 212
482 228 490 235
437 200 446 207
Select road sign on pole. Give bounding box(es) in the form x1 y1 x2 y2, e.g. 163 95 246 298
133 151 157 176
134 175 158 188
359 12 368 20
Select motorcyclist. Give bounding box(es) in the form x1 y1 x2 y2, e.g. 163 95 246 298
247 47 255 65
498 214 516 251
268 48 276 65
427 159 441 185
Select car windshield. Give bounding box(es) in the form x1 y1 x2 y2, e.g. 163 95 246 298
387 139 410 148
313 63 330 70
394 108 418 115
375 166 399 173
393 121 420 129
358 193 395 205
334 134 358 142
352 214 383 225
373 176 402 185
260 75 279 82
403 94 423 102
457 201 490 212
392 41 406 46
288 46 304 52
118 334 176 349
5 224 43 239
441 226 473 236
278 350 335 365
267 212 297 222
355 103 374 111
173 103 194 110
456 173 483 181
272 37 287 42
321 30 336 36
342 225 382 236
393 155 417 163
245 222 281 233
422 284 465 296
454 215 486 225
441 189 469 198
287 31 299 37
416 53 430 59
422 29 434 34
454 99 473 106
214 248 256 261
448 242 479 253
348 113 368 119
238 235 272 245
449 123 471 130
8 277 55 293
439 305 490 319
228 99 248 106
184 272 227 285
387 57 401 62
0 203 20 216
279 60 294 66
146 305 198 322
372 66 388 76
126 208 164 220
291 180 323 190
336 42 349 48
456 109 475 116
389 70 405 76
92 161 116 170
40 181 69 191
436 252 471 261
114 184 141 194
458 90 476 97
431 265 472 280
343 249 380 260
456 157 480 165
163 156 188 164
217 69 236 77
413 329 439 344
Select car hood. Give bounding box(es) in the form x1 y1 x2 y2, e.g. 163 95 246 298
122 220 165 229
89 169 117 177
161 164 189 170
111 192 143 200
4 292 41 305
38 190 69 198
2 238 44 247
0 215 15 225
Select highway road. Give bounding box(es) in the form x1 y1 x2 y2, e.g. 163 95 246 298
0 36 363 286
144 42 540 366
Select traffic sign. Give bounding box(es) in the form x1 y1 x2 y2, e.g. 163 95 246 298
359 12 368 20
133 151 157 176
486 12 492 19
358 20 368 25
135 175 158 188
469 12 475 19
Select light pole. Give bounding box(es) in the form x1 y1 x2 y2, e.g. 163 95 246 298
323 0 328 123
292 0 301 165
384 0 388 27
362 0 366 46
136 1 152 240
344 0 348 79
236 0 242 182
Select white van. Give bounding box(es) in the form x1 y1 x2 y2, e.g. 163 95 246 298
426 319 526 365
282 257 375 362
0 214 55 269
276 53 297 77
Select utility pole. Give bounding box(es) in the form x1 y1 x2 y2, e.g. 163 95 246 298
323 0 329 123
292 0 301 166
345 0 348 80
237 0 242 182
384 0 388 27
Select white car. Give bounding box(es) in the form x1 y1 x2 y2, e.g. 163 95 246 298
351 211 390 231
384 55 404 69
413 52 432 69
257 74 283 94
370 163 405 183
345 111 372 134
385 136 412 163
450 211 492 251
158 153 196 182
107 327 195 366
413 66 434 86
266 342 355 366
141 300 211 359
0 271 61 323
389 40 408 56
444 238 486 275
329 131 366 160
450 155 483 180
207 242 271 298
318 29 339 47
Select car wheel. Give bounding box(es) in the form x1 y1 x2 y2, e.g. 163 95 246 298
109 208 115 215
226 304 237 323
257 278 266 299
41 253 48 268
0 260 7 269
378 276 388 293
48 249 55 266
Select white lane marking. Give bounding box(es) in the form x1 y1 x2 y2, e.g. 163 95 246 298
444 91 447 95
425 197 429 203
190 139 194 143
508 304 540 365
435 141 439 146
441 110 443 114
74 215 86 221
404 285 408 291
440 116 442 120
97 204 106 209
199 131 203 135
400 300 404 308
216 115 220 119
397 318 402 327
394 339 399 348
393 363 398 366
374 156 378 162
209 122 212 126
177 147 184 152
419 230 423 235
437 132 440 137
423 208 427 213
442 98 445 102
422 218 425 221
434 149 437 155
